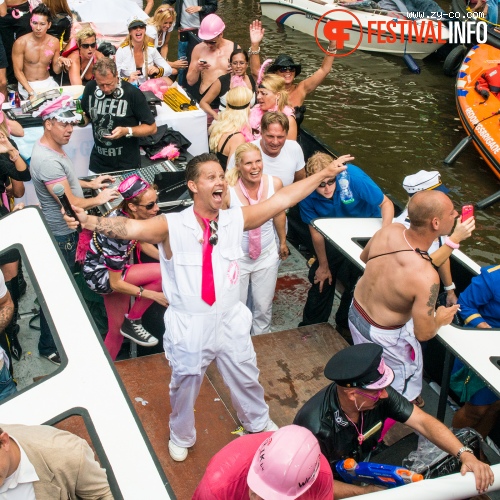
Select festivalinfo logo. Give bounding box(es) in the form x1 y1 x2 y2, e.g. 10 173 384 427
314 9 487 57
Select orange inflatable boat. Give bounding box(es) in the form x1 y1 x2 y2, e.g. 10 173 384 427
456 43 500 180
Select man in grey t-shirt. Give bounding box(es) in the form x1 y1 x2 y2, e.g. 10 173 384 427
30 95 118 365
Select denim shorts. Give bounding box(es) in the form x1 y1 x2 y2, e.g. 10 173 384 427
0 362 17 402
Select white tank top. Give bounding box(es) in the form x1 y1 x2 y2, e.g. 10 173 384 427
228 174 276 254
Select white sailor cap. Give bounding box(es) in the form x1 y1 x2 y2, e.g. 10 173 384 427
402 170 450 195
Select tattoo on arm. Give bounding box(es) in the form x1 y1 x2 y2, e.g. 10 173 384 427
0 303 15 332
95 217 129 239
426 283 440 316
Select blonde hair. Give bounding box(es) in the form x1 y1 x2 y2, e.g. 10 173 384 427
208 86 252 152
225 143 261 186
0 121 9 138
121 32 150 54
148 5 176 31
259 73 289 111
76 27 96 46
305 152 333 177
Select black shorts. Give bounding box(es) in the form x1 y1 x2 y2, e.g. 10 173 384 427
0 36 7 70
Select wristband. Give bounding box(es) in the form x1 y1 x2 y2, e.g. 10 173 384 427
456 446 474 461
327 47 337 54
443 282 456 291
445 237 460 249
137 286 144 298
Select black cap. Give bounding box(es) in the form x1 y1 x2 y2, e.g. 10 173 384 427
324 344 394 389
268 54 302 77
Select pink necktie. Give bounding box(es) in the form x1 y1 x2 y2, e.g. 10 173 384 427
199 215 216 306
238 177 264 260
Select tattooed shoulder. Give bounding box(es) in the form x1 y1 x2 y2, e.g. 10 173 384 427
426 283 439 316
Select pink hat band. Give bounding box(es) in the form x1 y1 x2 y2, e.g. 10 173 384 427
118 174 150 200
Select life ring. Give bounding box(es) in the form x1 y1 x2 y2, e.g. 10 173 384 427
443 45 468 76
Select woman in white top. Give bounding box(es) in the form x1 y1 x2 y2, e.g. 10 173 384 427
223 143 289 335
115 16 173 86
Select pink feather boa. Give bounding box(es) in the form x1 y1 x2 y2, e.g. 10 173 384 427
249 105 295 139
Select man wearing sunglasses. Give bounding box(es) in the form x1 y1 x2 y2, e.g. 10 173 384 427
298 152 394 335
294 344 494 498
65 151 354 464
30 95 119 366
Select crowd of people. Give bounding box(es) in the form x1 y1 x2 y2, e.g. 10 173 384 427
0 0 497 498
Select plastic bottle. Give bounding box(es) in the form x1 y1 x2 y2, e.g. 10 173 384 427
74 99 85 125
14 92 21 108
338 170 354 204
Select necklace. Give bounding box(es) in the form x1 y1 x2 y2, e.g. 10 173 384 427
345 412 365 445
402 229 414 250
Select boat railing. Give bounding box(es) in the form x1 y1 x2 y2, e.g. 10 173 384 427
362 463 500 499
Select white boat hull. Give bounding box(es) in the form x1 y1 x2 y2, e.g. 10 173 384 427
260 0 448 58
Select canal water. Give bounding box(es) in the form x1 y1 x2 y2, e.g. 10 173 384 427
156 0 500 265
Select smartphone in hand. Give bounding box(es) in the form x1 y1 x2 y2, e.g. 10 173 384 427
462 205 474 221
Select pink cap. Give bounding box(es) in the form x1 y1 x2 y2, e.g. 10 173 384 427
33 94 80 122
198 14 225 40
247 425 321 499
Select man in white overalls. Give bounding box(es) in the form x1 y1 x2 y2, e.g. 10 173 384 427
68 151 353 462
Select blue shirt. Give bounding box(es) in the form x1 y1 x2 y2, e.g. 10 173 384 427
458 265 500 328
299 165 384 225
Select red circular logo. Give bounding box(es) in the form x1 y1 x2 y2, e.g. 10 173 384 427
314 9 363 57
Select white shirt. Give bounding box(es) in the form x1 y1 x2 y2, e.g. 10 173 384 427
226 139 305 187
115 44 172 84
0 437 38 499
0 270 6 299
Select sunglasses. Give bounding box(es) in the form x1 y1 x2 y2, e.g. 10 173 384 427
136 198 159 210
209 220 218 246
204 40 218 45
318 179 336 188
80 42 97 49
354 388 385 402
277 66 295 73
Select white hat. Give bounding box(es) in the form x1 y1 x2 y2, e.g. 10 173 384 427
402 170 450 195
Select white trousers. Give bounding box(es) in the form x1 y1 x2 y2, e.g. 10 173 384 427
348 302 423 401
163 303 270 448
18 76 60 99
239 241 280 336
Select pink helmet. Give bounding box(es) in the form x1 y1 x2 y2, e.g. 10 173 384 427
247 425 321 499
198 14 225 40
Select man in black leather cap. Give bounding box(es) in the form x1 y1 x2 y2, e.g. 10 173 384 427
293 344 494 498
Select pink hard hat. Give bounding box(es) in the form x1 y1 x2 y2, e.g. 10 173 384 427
247 425 321 499
198 13 225 40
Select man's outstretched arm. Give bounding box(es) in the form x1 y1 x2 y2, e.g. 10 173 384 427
65 205 169 245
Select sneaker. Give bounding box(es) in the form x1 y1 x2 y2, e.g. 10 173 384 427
42 352 61 366
261 419 279 432
120 316 158 347
168 440 188 462
234 419 279 436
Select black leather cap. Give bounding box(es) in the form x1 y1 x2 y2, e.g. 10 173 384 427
324 344 394 389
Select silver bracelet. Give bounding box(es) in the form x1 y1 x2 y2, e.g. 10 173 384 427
456 446 474 461
327 47 337 54
248 47 260 56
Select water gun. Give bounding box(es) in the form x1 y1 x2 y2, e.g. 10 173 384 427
336 458 424 488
